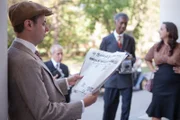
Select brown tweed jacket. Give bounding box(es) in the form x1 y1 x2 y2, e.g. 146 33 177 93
8 41 82 120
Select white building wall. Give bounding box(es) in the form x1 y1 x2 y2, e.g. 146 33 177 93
0 0 8 120
160 0 180 42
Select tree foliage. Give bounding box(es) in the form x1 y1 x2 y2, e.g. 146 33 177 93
7 0 159 58
79 0 132 33
130 0 160 56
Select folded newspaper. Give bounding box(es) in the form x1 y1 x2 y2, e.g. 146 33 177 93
73 48 128 95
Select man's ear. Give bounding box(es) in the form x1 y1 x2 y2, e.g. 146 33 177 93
28 22 31 27
24 20 33 30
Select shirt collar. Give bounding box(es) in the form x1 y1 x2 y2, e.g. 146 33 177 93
15 37 36 53
51 58 60 68
113 30 124 41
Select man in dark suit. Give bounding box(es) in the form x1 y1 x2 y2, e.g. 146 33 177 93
100 13 136 120
45 44 71 103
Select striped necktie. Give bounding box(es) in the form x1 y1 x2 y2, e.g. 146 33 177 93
35 51 42 60
56 63 65 78
117 35 122 49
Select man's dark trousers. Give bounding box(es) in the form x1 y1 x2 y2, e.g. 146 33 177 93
103 87 132 120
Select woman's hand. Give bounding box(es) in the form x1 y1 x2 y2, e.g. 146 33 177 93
173 66 180 74
153 66 159 72
146 60 158 73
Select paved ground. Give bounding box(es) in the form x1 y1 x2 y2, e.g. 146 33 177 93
71 90 169 120
71 90 152 120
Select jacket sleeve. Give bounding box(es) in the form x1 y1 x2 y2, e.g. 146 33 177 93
131 37 136 64
100 38 107 51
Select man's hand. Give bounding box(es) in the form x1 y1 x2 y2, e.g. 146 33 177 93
83 91 99 107
53 74 59 80
125 51 133 60
67 74 83 86
173 66 180 74
126 54 133 60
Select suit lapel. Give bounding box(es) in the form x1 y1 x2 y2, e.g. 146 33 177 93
36 61 63 95
111 33 124 52
12 41 64 95
49 60 57 71
111 34 120 51
122 34 130 51
37 61 53 75
12 41 52 74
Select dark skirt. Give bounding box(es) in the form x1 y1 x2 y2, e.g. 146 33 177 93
146 64 180 120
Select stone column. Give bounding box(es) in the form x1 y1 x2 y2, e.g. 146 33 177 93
160 0 180 42
0 0 8 119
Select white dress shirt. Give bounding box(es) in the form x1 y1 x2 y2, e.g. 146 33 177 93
113 30 124 45
51 58 59 68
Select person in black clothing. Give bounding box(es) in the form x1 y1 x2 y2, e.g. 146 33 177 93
45 44 71 103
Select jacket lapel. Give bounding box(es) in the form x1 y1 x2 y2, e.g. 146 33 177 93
111 33 124 52
111 34 120 51
122 34 130 51
37 61 64 95
49 60 57 71
12 41 64 95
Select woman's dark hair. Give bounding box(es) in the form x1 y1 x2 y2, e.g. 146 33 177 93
14 15 41 33
157 22 178 56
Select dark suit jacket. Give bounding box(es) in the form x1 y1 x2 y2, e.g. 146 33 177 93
8 41 82 120
44 60 69 79
100 33 136 89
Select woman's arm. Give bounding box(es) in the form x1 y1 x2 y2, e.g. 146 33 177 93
145 60 158 72
173 66 180 74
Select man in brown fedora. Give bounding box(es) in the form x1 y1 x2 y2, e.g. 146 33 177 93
8 1 98 120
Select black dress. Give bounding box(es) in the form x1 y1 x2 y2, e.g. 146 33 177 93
146 64 180 120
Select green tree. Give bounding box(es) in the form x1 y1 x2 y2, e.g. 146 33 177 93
130 0 160 57
79 0 132 33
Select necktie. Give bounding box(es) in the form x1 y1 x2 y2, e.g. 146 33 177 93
56 63 65 78
117 35 122 49
35 51 42 60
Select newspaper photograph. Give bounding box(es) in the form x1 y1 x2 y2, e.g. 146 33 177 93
73 48 128 95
